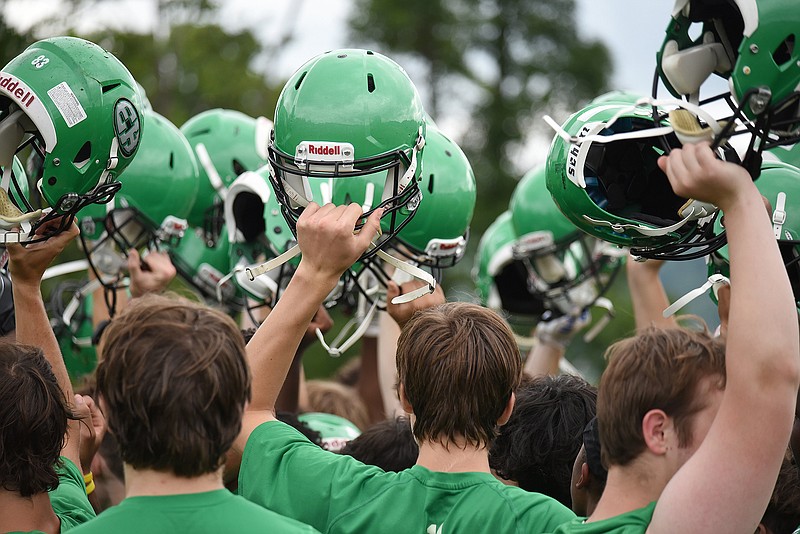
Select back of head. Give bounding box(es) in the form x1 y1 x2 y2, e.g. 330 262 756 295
0 343 71 496
598 326 726 468
397 302 522 448
96 294 250 477
340 416 419 472
489 374 597 507
306 379 370 431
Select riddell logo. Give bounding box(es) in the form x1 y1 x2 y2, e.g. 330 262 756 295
307 144 341 156
0 74 35 107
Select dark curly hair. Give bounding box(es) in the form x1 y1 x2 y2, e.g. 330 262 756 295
489 374 597 508
0 343 74 497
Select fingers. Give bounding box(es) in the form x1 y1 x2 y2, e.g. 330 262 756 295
127 248 142 277
386 281 400 301
354 207 383 250
310 306 333 333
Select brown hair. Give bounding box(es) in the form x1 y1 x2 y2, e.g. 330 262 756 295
0 343 73 496
96 293 250 477
396 302 522 448
598 326 726 467
306 380 370 431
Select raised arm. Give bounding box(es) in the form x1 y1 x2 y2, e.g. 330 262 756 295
234 203 382 451
626 258 677 331
651 143 800 533
8 222 82 468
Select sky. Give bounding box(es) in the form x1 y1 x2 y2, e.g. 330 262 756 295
3 0 722 325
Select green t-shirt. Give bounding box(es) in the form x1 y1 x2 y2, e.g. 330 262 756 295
239 420 576 534
549 503 657 534
52 457 96 531
69 489 318 533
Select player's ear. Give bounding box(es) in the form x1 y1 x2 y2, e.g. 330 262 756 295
398 383 414 415
497 392 516 427
642 409 671 455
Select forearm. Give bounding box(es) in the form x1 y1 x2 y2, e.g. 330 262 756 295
246 263 339 412
357 336 386 425
626 261 676 331
13 282 72 396
524 340 562 377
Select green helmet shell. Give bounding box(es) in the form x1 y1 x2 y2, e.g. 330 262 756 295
545 101 721 257
168 227 242 306
269 49 426 258
0 36 144 214
77 109 198 250
391 123 476 268
709 160 800 307
658 0 800 130
511 164 580 246
180 108 271 230
589 90 647 106
297 412 362 452
473 211 520 309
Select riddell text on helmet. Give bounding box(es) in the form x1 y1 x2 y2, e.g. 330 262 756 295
0 74 36 108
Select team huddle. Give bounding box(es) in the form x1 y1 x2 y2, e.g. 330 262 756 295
1 0 800 533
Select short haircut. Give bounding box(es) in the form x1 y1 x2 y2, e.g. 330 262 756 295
489 374 597 507
0 343 73 496
96 294 250 477
598 326 726 467
306 380 370 431
396 302 522 448
340 416 419 472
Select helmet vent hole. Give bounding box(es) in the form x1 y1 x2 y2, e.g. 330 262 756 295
366 50 374 55
73 141 91 169
428 174 435 194
367 73 376 93
773 34 796 66
232 159 246 176
445 150 452 158
294 72 308 90
102 83 121 94
169 152 175 169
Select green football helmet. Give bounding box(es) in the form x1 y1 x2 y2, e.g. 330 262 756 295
224 166 295 307
297 412 362 452
708 160 800 308
47 278 98 380
545 101 726 260
268 49 427 261
168 227 243 310
590 90 648 106
657 0 800 166
77 109 198 285
0 36 144 242
387 123 476 268
180 108 271 243
509 164 623 314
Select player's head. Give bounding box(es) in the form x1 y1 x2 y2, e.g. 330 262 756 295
489 374 597 508
0 36 143 242
0 343 73 496
339 416 419 472
396 302 522 448
96 294 250 476
570 417 607 516
598 326 726 469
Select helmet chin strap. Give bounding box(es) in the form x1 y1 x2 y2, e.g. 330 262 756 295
662 273 730 318
583 200 717 238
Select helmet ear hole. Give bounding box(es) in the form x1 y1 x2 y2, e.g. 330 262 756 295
73 141 91 169
168 152 175 169
232 192 265 242
772 34 796 66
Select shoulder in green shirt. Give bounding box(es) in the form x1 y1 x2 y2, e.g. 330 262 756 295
51 457 96 531
69 489 318 534
239 420 576 534
549 502 657 534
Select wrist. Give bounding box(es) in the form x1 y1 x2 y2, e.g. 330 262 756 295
293 262 342 296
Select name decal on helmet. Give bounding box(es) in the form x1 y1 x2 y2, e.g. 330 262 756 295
0 74 36 108
113 99 141 157
295 141 355 164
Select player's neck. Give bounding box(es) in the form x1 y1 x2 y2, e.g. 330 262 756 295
415 438 491 473
124 465 225 497
587 459 668 522
0 490 59 534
